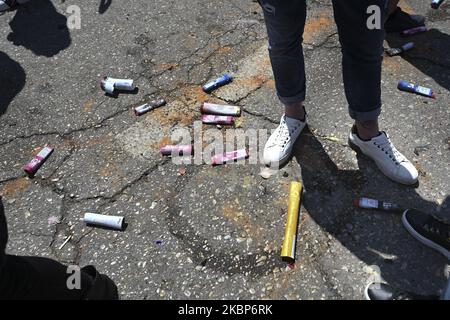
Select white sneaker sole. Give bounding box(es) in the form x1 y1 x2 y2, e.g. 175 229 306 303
402 210 450 260
364 283 372 300
264 150 292 168
348 138 417 186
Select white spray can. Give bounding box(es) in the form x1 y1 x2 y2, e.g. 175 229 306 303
101 77 135 94
82 213 125 230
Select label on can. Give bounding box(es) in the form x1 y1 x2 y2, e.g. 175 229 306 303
202 103 241 116
401 42 414 51
37 146 53 159
160 145 193 156
83 213 124 230
415 86 433 97
24 146 54 174
359 198 379 209
211 149 248 165
202 115 234 125
113 79 134 90
134 99 166 115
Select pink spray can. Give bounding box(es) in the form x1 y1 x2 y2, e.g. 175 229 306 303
201 115 234 125
24 145 54 176
160 144 193 156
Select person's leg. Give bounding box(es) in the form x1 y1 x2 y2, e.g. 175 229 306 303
388 0 400 15
0 255 92 299
259 0 307 120
385 0 425 33
333 0 418 185
0 197 118 300
333 0 388 135
259 0 308 166
0 254 119 300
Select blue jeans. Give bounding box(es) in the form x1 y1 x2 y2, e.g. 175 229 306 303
259 0 389 121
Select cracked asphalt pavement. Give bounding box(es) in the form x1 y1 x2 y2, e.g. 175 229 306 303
0 0 449 300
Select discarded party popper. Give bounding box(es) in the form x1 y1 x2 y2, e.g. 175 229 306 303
281 181 303 262
82 213 125 230
201 115 234 125
160 144 193 156
385 42 414 56
401 26 427 36
101 77 135 94
202 74 233 93
24 145 54 176
431 0 445 9
398 80 436 99
134 98 166 116
211 149 249 166
353 198 404 213
201 103 241 116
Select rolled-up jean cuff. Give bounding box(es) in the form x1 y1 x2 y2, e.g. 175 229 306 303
277 92 306 106
349 107 381 121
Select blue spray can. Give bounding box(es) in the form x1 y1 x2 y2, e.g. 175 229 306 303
202 74 233 93
386 42 414 56
431 0 445 9
398 80 436 99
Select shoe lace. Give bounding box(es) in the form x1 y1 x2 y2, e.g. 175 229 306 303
272 118 299 148
393 291 416 300
393 290 436 300
373 136 407 166
422 216 450 242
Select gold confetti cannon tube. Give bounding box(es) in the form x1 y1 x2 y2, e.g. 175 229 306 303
281 181 303 261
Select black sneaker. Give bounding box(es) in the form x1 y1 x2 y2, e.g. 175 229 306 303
365 282 438 300
385 7 425 33
402 209 450 260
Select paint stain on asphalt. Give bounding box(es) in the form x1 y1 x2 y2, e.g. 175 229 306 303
303 12 334 44
1 177 31 197
83 100 94 113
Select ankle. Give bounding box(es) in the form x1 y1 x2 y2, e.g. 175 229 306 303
285 103 306 122
354 121 380 140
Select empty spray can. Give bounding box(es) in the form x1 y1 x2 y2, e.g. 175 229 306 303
211 149 249 166
281 181 303 261
385 42 414 56
160 144 193 156
431 0 445 9
202 74 233 93
201 103 241 116
202 115 234 125
101 77 135 94
398 80 436 99
134 99 166 116
24 145 54 176
82 213 124 230
353 198 403 212
401 26 427 36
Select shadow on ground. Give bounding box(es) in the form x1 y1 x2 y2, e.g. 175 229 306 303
6 0 71 57
0 52 26 116
291 127 448 296
386 28 450 92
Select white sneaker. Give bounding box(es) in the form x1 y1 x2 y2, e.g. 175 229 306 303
263 115 306 166
348 127 418 185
